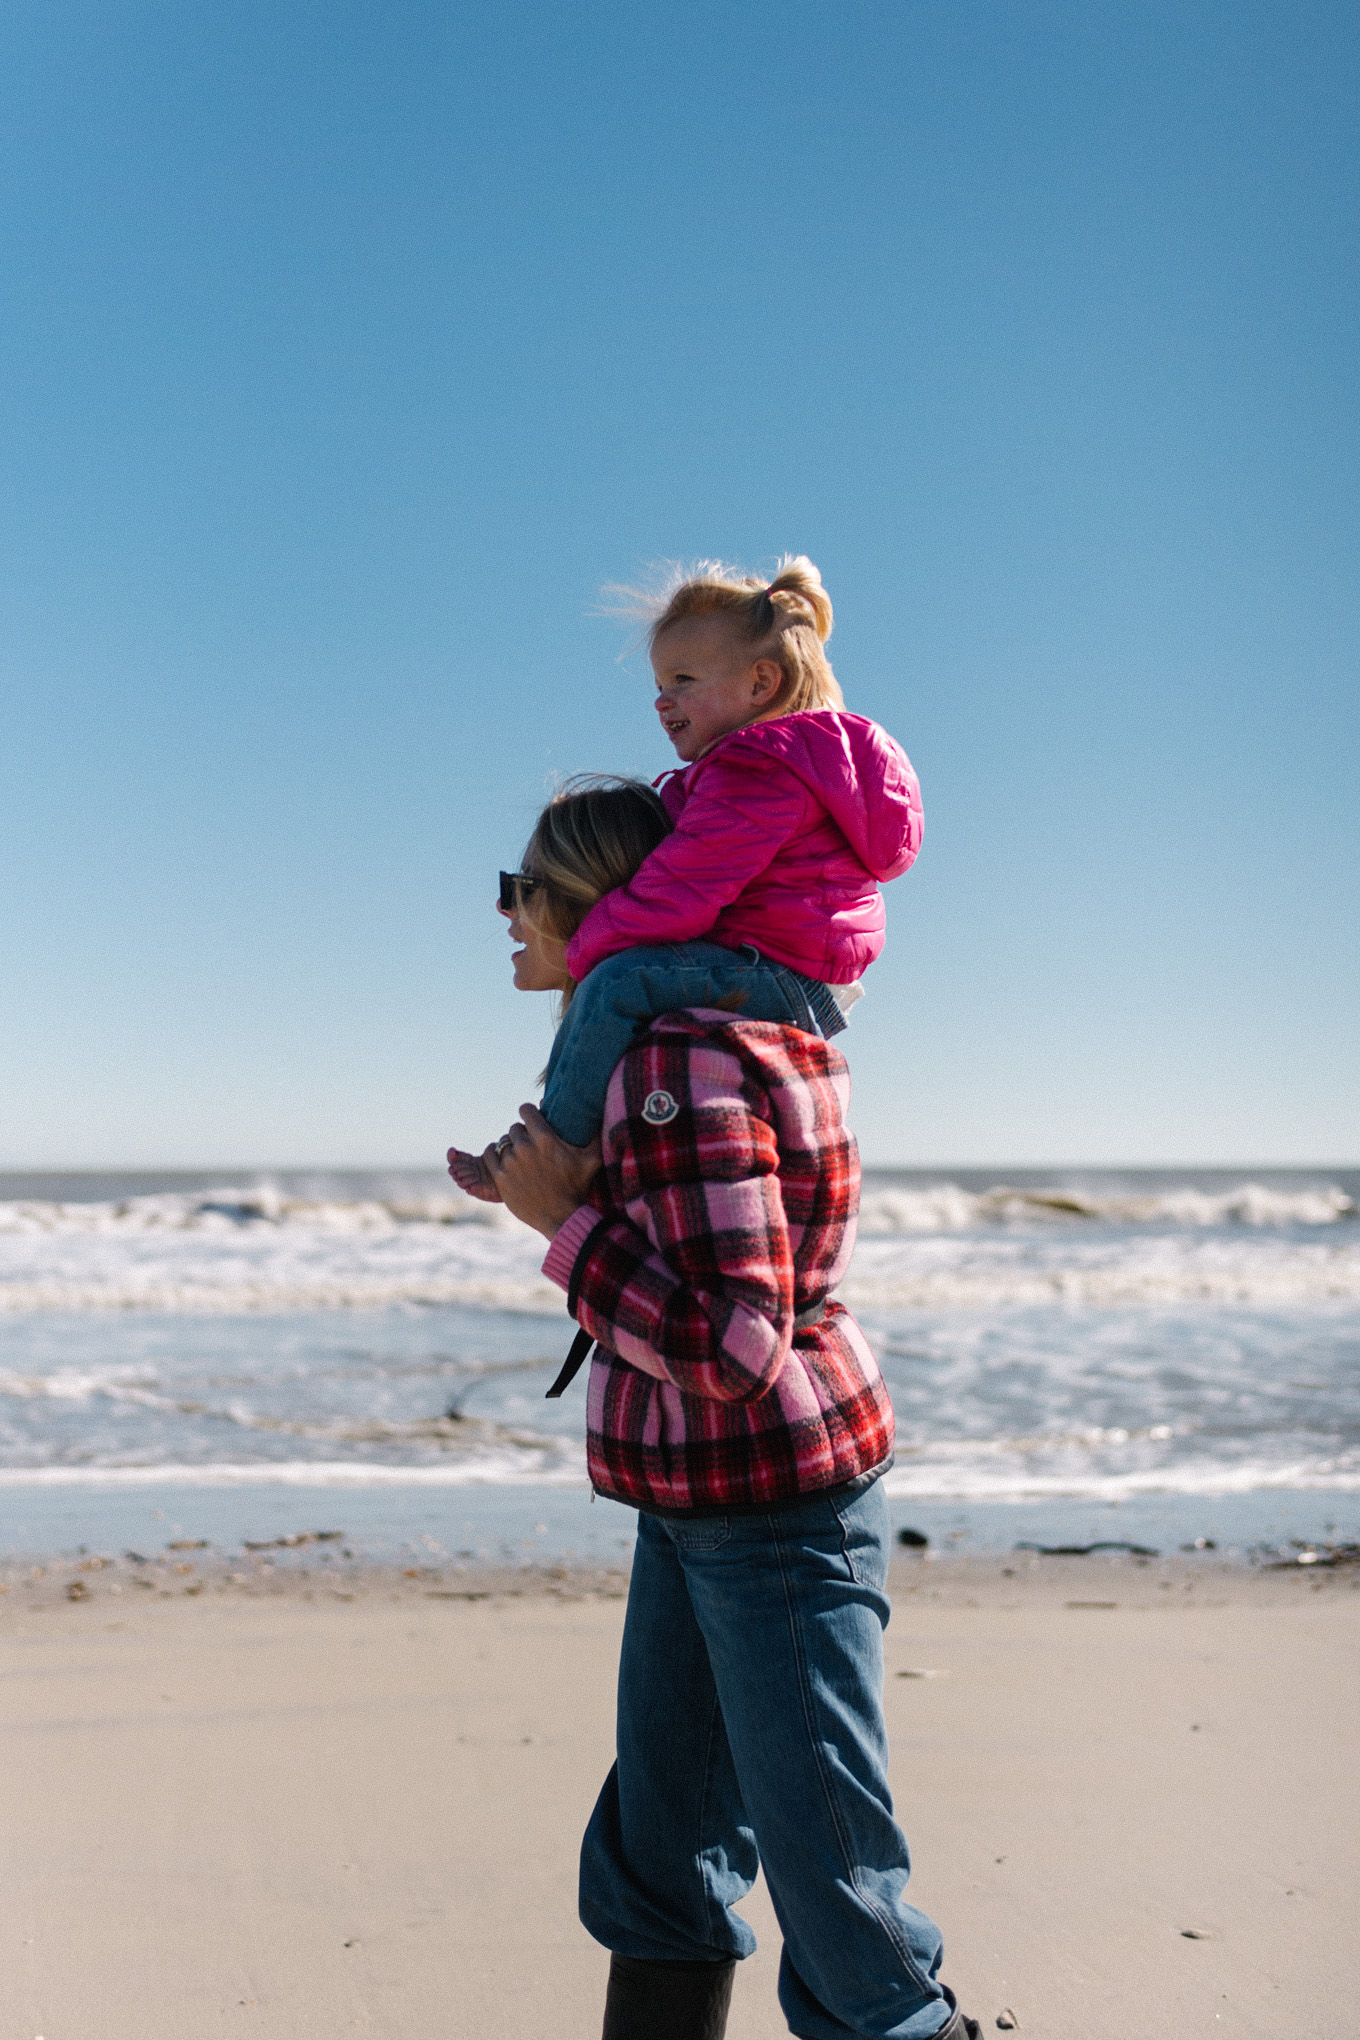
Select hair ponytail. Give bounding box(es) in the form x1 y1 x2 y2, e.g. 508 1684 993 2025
764 556 834 645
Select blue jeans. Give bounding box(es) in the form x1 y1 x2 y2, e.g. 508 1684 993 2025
579 1480 952 2040
541 942 845 1147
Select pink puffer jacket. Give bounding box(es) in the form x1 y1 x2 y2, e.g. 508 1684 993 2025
564 710 923 986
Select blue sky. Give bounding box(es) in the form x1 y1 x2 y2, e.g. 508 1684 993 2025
2 0 1356 1167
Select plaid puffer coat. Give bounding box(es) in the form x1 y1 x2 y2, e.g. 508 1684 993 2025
541 1009 895 1514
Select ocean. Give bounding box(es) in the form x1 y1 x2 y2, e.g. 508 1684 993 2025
2 1167 1357 1565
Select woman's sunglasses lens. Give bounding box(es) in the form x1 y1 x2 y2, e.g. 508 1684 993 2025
499 871 538 912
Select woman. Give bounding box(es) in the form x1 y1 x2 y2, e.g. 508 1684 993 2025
458 779 978 2040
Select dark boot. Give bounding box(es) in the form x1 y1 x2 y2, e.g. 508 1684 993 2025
601 1952 737 2040
935 1986 982 2040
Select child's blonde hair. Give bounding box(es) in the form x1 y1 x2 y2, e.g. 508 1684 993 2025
618 555 844 715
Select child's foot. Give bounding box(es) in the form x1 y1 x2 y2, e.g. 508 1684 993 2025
446 1146 504 1203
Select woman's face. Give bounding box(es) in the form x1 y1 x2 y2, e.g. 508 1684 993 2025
501 890 572 992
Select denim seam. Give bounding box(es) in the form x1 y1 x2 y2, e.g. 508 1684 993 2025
772 1515 936 2005
795 972 848 1039
696 1680 732 1953
829 1491 871 1590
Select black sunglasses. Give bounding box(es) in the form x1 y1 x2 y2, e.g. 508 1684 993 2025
498 869 541 913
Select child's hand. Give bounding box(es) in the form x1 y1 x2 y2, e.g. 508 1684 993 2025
446 1146 504 1203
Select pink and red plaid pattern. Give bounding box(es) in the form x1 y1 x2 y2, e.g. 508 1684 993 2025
541 1010 895 1514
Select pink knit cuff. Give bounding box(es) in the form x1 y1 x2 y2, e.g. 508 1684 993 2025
541 1204 603 1293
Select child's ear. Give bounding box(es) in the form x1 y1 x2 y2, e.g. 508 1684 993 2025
750 658 783 704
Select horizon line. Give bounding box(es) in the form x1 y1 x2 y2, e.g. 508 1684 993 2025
2 1161 1357 1178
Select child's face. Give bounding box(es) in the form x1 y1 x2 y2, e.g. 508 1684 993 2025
651 617 783 762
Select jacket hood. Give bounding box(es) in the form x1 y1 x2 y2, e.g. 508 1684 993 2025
706 711 922 881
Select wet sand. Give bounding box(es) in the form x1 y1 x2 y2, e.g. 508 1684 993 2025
2 1554 1357 2039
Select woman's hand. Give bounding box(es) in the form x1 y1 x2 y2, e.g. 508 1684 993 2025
486 1103 602 1239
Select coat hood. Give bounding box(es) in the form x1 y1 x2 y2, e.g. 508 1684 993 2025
705 711 922 881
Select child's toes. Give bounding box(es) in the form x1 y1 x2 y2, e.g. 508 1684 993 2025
446 1148 503 1202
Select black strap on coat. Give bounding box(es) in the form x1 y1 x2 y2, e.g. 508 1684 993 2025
545 1325 595 1400
546 1216 609 1400
546 1294 830 1400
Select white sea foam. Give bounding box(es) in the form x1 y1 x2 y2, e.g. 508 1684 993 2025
2 1180 1357 1314
0 1274 569 1313
0 1187 507 1235
0 1361 556 1448
1 1180 1352 1238
2 1175 1358 1507
854 1183 1355 1232
0 1455 588 1487
879 1456 1360 1501
5 1261 1357 1312
0 1449 1354 1499
0 1186 562 1314
838 1240 1360 1309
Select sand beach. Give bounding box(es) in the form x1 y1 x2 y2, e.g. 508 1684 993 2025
3 1548 1357 2040
5 1165 1358 2034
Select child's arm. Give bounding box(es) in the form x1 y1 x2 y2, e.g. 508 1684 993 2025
564 751 809 982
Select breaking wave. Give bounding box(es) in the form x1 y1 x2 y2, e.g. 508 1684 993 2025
855 1183 1354 1232
3 1168 1356 1499
0 1275 568 1314
1 1178 1357 1313
838 1244 1360 1310
0 1187 510 1236
1 1180 1352 1241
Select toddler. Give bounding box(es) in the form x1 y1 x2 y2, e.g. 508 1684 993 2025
452 555 922 1172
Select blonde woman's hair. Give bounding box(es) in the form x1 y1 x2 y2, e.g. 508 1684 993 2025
517 776 672 1013
612 555 843 715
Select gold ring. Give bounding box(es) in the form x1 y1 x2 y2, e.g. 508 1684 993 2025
496 1136 514 1158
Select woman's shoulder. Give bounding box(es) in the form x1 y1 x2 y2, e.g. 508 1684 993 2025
629 1005 848 1064
606 1011 851 1142
599 1013 857 1201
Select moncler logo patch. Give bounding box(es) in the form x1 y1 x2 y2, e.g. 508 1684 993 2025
641 1089 679 1126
